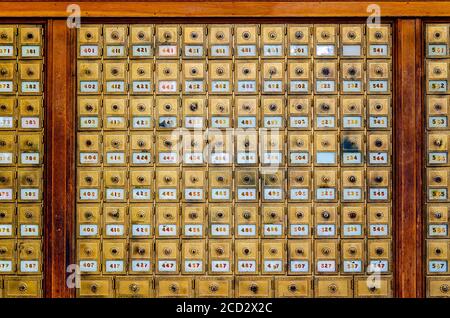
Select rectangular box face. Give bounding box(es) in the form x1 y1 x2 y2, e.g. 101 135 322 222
0 24 45 298
75 23 394 298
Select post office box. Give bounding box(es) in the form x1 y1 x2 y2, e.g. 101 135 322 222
17 239 41 274
341 239 365 274
314 240 339 274
0 132 15 165
0 203 15 238
261 132 284 166
129 60 153 94
17 204 41 238
182 204 206 238
129 168 153 202
341 204 365 238
208 129 233 165
341 96 364 130
314 25 338 58
103 168 127 202
235 240 259 274
261 24 285 58
129 241 153 275
314 168 338 202
427 24 450 58
427 95 449 129
18 26 42 59
77 240 101 274
427 61 450 91
77 133 101 166
235 168 258 202
368 96 391 129
18 97 42 130
0 239 15 274
367 60 391 94
130 132 153 166
287 168 311 202
130 204 153 238
116 277 153 298
103 97 127 130
156 277 193 298
314 204 339 238
156 131 180 165
427 240 449 274
0 60 15 94
288 132 311 166
78 60 101 94
287 25 312 58
103 61 127 94
208 25 232 58
315 133 338 165
130 97 153 130
235 60 259 94
76 204 101 238
235 203 258 238
77 277 113 298
314 96 337 130
182 96 206 129
340 60 365 94
354 276 393 298
155 203 179 237
288 97 311 130
129 25 154 58
428 132 450 165
78 25 102 59
235 96 259 129
0 97 16 129
17 132 42 165
155 240 179 274
367 24 391 58
182 60 206 94
102 239 127 274
368 168 391 202
0 25 16 59
77 168 101 202
261 60 285 94
155 96 180 129
209 204 232 238
196 277 233 298
3 276 42 298
368 132 391 165
427 204 449 238
341 24 365 57
103 203 127 237
368 204 392 238
275 277 312 298
0 168 15 202
288 60 311 94
288 239 313 275
182 168 206 202
182 25 206 58
261 204 285 238
181 239 206 274
103 25 128 58
208 61 233 95
236 277 272 298
208 168 232 203
288 204 312 238
208 239 233 274
315 277 352 298
155 25 180 59
428 168 450 202
341 168 365 202
235 24 258 58
182 132 206 165
17 168 42 202
261 240 285 274
261 96 284 128
155 61 179 94
155 168 179 202
314 60 337 94
427 277 450 298
209 96 232 129
261 169 285 202
367 239 392 274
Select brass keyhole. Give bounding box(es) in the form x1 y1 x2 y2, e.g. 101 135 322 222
216 67 224 75
242 68 250 75
434 103 442 111
249 284 258 293
321 211 330 219
25 211 33 219
242 31 250 40
189 212 198 219
137 140 146 148
216 31 224 40
0 104 6 111
26 33 34 40
216 211 224 218
321 103 330 111
348 31 356 40
164 103 172 111
18 283 28 292
25 176 34 184
321 31 330 39
296 212 304 219
375 67 384 75
163 68 171 75
216 247 224 255
190 103 198 111
322 247 330 255
111 68 119 76
84 68 91 76
375 176 383 183
85 32 93 40
269 31 277 39
349 176 357 183
434 212 442 219
328 284 338 293
322 176 330 183
163 248 172 256
164 140 173 148
269 67 277 75
0 68 8 76
440 284 449 293
374 31 383 39
190 68 198 76
90 284 98 293
112 104 119 111
434 139 443 147
295 67 304 75
137 104 146 112
434 176 442 183
348 211 357 219
0 247 7 255
243 211 251 220
190 31 198 40
217 104 225 112
349 247 357 255
130 284 140 293
296 248 304 255
137 31 146 40
137 247 146 255
163 32 172 41
111 248 118 255
0 176 8 184
269 104 277 111
375 104 383 111
348 67 357 76
137 176 145 183
375 139 383 147
209 284 219 292
295 31 304 39
296 176 304 183
111 31 120 40
375 212 384 219
164 213 173 219
110 210 120 218
269 248 277 255
0 212 5 218
85 104 93 112
270 212 277 219
137 68 145 76
170 284 178 293
289 284 297 292
375 247 384 255
84 176 93 184
164 176 172 183
111 140 120 148
84 211 93 220
217 176 224 182
0 33 8 40
242 175 251 184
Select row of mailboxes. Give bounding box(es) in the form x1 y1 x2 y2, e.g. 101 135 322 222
76 167 392 203
427 96 450 129
427 168 450 202
77 24 391 60
0 132 43 166
77 59 391 95
0 204 42 238
0 25 43 59
0 60 43 95
76 203 392 239
0 239 42 274
77 239 392 276
0 168 43 202
0 97 43 130
427 239 450 275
